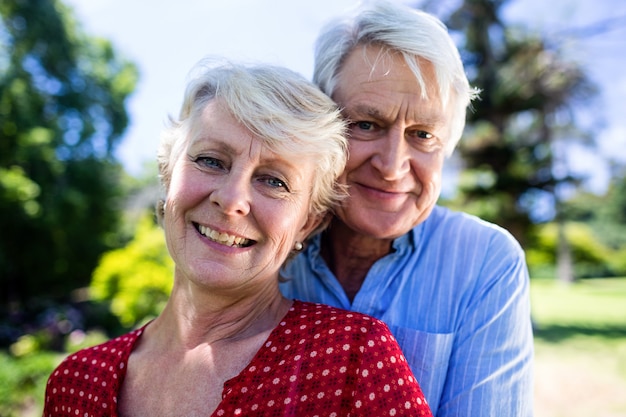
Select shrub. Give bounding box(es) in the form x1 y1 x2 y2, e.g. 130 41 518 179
90 213 173 327
527 222 616 278
0 350 60 417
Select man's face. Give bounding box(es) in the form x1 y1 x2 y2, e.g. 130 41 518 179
332 44 453 240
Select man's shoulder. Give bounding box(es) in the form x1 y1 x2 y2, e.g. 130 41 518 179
416 206 526 265
429 205 498 228
427 205 520 244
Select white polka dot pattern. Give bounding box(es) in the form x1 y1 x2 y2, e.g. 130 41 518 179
43 301 431 416
43 327 143 417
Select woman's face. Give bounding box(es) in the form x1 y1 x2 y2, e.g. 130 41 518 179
163 99 320 293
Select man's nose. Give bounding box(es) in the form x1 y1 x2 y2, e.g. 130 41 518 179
371 128 410 181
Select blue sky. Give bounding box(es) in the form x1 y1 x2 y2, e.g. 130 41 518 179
65 0 626 194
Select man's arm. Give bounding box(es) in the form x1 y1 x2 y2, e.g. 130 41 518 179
437 233 534 417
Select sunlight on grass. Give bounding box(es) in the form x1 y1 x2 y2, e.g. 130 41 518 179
531 278 626 417
531 278 626 328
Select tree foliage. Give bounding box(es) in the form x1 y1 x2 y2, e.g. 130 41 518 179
560 173 626 272
0 0 138 307
90 213 173 327
445 0 598 247
526 221 620 279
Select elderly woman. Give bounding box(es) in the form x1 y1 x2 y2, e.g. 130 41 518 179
43 60 432 416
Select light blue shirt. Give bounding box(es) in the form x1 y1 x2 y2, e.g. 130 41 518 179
280 205 534 416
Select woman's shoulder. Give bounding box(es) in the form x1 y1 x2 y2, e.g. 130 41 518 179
285 301 411 376
289 300 391 334
292 299 374 318
48 326 145 384
44 327 147 414
69 326 143 360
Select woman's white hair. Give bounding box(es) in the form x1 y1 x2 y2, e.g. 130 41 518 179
314 0 479 156
157 58 348 220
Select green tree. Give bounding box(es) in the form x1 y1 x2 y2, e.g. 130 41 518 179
444 0 597 251
560 173 626 276
0 0 138 309
589 173 626 250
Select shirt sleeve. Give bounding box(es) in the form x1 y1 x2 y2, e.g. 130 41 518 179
350 318 434 416
437 231 534 417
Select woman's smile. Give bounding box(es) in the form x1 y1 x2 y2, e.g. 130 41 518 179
194 222 254 248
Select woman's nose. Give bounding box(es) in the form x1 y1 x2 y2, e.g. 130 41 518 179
209 173 251 216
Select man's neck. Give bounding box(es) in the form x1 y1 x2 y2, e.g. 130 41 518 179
321 219 394 302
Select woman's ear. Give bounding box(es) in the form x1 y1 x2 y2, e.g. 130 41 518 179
296 212 332 244
156 199 166 227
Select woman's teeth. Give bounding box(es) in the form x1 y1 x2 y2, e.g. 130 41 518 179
197 224 251 247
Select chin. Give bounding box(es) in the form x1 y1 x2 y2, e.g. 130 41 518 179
370 228 407 241
351 217 409 240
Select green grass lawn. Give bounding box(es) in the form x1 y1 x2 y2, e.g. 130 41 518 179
531 278 626 417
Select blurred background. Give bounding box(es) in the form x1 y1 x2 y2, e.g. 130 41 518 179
1 0 625 415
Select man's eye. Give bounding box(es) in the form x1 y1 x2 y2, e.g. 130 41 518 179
347 120 381 141
410 130 434 140
406 130 444 152
354 121 374 131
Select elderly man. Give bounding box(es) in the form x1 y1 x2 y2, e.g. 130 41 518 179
281 1 534 416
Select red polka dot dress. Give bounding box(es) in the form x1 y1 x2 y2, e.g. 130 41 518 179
44 301 432 416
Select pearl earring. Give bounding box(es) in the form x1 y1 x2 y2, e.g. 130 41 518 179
294 242 303 251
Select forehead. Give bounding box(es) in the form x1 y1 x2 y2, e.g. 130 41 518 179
190 99 289 153
345 45 438 90
189 100 313 171
334 44 449 122
188 99 252 147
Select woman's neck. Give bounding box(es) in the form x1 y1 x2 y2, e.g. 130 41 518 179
148 279 291 351
119 279 292 417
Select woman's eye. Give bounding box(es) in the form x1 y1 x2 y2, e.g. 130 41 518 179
268 177 287 189
262 176 288 190
196 156 223 169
